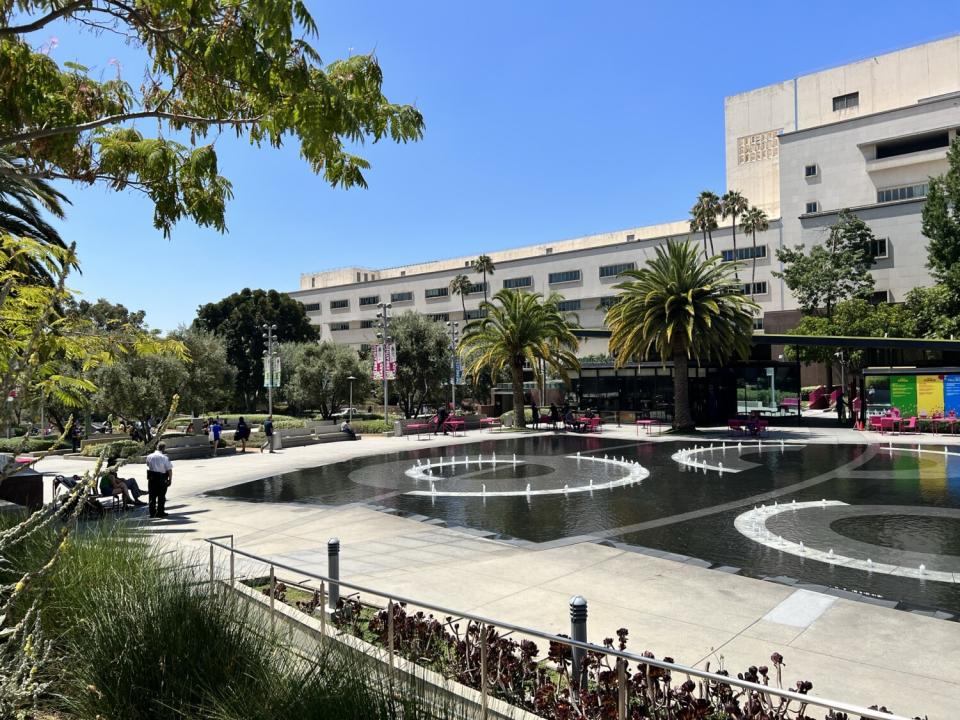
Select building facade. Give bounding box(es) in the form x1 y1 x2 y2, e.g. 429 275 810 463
291 35 960 359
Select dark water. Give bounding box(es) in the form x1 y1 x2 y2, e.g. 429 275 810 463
209 437 960 615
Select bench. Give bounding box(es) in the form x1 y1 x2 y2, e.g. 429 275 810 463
443 418 466 436
779 397 800 413
480 417 501 432
584 416 602 433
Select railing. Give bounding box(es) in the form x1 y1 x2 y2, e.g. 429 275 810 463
203 535 914 720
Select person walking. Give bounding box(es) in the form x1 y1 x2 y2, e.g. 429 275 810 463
435 403 450 435
235 416 250 452
70 422 82 453
530 399 539 429
209 417 222 456
146 442 173 518
260 415 275 453
549 403 560 431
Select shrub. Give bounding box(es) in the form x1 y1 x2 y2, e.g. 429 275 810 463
80 439 145 460
353 419 392 434
216 413 300 426
0 438 67 453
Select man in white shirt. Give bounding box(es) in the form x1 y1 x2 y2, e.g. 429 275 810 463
146 442 173 518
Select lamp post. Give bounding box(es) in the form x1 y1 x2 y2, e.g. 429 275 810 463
376 303 392 424
262 323 278 416
347 375 356 423
446 321 459 411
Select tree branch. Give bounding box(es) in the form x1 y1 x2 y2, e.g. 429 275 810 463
0 0 92 35
1 110 262 145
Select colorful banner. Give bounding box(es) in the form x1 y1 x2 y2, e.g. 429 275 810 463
372 343 397 381
917 375 944 416
945 375 960 416
262 356 281 388
889 375 917 416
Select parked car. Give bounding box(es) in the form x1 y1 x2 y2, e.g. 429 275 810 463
331 408 359 418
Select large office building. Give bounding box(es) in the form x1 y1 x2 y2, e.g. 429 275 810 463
291 35 960 359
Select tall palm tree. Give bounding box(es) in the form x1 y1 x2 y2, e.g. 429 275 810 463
459 288 579 428
472 254 496 302
720 190 749 278
449 274 472 317
691 191 720 257
606 240 756 430
0 152 72 283
740 206 769 294
688 211 708 260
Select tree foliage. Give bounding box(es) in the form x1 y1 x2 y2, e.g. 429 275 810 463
459 290 579 428
0 0 424 235
170 326 235 415
689 190 719 258
606 240 756 430
922 138 960 295
472 255 495 302
774 210 876 317
904 285 960 339
279 341 370 418
193 288 318 410
390 312 452 418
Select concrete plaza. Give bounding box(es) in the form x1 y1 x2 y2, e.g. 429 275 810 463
37 423 960 717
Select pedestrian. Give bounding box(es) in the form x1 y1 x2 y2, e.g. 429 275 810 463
530 399 539 429
146 441 173 518
209 417 222 456
70 422 82 452
260 415 275 453
340 418 358 440
549 403 560 430
235 416 249 452
436 403 449 435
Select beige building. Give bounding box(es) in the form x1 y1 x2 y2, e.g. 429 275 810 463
292 34 960 353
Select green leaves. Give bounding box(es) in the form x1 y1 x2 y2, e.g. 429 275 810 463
922 139 960 295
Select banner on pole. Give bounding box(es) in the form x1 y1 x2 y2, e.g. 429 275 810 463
262 356 281 388
373 344 397 381
454 359 463 385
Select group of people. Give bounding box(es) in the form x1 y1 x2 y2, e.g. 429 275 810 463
527 401 598 432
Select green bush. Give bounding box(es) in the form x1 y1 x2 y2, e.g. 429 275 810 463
217 413 300 425
353 419 392 434
0 437 67 453
80 439 145 460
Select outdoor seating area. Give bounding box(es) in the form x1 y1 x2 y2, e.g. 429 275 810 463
867 408 958 434
727 415 769 436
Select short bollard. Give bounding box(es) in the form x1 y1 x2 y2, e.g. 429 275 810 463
570 595 588 695
327 538 340 612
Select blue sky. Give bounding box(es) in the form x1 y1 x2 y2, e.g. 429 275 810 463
39 1 960 331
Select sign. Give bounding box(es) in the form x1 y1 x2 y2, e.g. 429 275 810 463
454 359 463 385
945 375 960 416
262 356 281 388
372 343 397 381
889 375 917 417
916 375 944 416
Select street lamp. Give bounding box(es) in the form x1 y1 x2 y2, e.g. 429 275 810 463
347 375 356 423
262 323 278 417
446 321 459 410
376 303 392 423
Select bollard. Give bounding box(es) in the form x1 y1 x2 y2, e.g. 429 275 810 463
327 537 340 612
570 595 588 695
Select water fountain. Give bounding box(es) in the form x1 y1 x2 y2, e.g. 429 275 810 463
867 559 873 570
482 484 486 496
737 442 742 451
492 452 497 464
512 454 517 466
828 548 834 559
718 462 724 474
799 541 805 554
430 481 436 494
563 484 569 494
919 564 926 575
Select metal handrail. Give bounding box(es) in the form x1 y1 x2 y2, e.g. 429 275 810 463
203 536 915 720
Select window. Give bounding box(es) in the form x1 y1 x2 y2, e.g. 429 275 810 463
467 281 487 295
503 276 532 289
363 273 369 282
330 299 349 310
599 262 636 278
330 322 350 331
391 291 413 303
741 281 768 296
877 183 928 204
721 246 767 262
400 270 406 277
427 312 449 322
870 290 890 304
876 131 948 160
425 287 449 299
359 295 380 306
626 234 635 242
549 270 581 284
310 278 316 288
753 316 764 331
464 261 471 267
464 308 487 320
356 272 361 282
360 320 375 329
870 238 889 260
359 343 371 354
598 296 618 310
302 302 320 312
832 91 859 111
556 299 581 312
804 164 818 178
804 201 819 214
545 248 553 255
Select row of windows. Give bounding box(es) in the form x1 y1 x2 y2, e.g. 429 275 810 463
360 319 376 329
428 312 449 322
466 281 487 295
425 287 448 299
359 295 380 306
330 322 350 331
877 183 928 204
741 281 768 296
330 299 349 310
721 246 767 262
502 276 532 289
598 262 636 278
598 296 618 310
548 270 581 284
302 302 320 312
391 291 413 303
832 91 859 111
464 308 487 320
556 299 581 312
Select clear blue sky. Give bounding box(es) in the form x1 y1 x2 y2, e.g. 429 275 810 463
40 1 960 331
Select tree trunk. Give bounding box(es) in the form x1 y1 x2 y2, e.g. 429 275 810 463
707 230 715 257
751 230 757 291
511 362 526 428
731 218 738 279
701 231 708 260
482 271 487 302
461 296 466 317
672 351 695 430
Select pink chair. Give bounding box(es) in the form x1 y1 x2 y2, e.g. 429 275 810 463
868 416 884 433
902 416 918 433
881 416 896 434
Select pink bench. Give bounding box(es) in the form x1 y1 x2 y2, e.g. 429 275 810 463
480 417 501 432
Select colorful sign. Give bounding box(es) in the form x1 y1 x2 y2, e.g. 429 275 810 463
946 375 960 416
889 375 917 416
372 343 397 381
916 375 944 416
262 356 281 388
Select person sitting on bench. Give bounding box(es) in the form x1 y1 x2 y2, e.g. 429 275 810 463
100 466 146 507
340 419 358 440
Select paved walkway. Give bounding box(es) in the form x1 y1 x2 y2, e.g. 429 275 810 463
36 424 960 718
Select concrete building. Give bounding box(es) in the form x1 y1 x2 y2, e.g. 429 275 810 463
291 34 960 358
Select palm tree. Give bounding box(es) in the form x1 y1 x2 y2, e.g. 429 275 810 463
691 191 720 257
741 206 769 294
0 152 72 283
459 288 579 428
688 212 708 260
606 240 757 430
449 274 472 317
472 254 495 302
720 190 749 277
